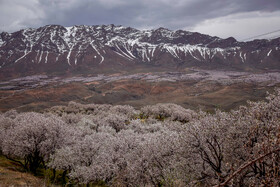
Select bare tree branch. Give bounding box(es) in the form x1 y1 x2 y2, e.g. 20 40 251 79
215 148 280 187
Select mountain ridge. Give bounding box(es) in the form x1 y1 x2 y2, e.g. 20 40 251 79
0 24 279 79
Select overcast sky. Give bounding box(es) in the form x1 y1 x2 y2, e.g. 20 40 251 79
0 0 280 41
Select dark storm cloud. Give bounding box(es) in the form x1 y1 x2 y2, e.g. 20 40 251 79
40 0 280 28
0 0 280 39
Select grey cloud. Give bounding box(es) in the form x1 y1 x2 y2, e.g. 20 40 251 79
0 0 280 36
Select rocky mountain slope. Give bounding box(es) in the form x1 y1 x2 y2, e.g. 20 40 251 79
0 24 279 79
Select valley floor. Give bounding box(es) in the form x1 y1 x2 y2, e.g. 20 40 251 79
0 69 280 112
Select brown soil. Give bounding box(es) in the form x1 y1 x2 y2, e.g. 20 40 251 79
0 156 46 187
0 79 276 112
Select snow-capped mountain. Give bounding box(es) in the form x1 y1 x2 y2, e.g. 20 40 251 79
0 24 279 78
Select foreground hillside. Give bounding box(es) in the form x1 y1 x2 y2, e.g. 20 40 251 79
0 89 280 186
0 155 45 186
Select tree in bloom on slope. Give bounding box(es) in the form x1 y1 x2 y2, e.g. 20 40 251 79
0 112 70 174
183 89 280 186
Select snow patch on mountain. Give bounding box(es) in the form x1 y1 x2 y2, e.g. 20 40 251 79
0 24 279 69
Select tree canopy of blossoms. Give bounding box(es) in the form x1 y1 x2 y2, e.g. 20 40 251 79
0 89 280 186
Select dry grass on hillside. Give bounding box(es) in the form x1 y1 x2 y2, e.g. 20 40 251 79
0 155 47 187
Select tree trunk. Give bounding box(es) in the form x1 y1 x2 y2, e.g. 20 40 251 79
62 170 67 184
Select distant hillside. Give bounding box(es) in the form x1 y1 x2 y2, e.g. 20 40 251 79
0 24 279 79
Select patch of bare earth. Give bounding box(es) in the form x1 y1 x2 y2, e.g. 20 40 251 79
0 156 46 187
